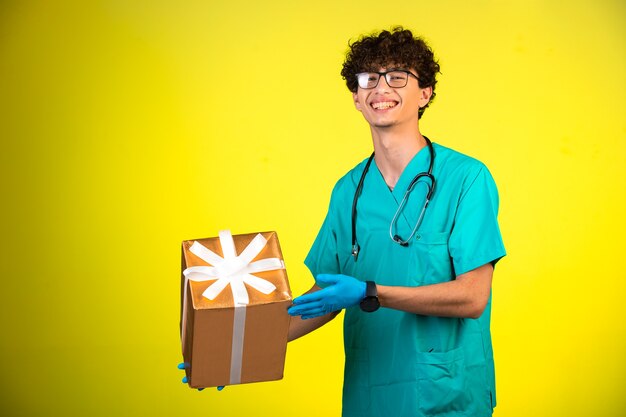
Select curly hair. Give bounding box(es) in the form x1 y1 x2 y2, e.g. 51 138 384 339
341 26 441 119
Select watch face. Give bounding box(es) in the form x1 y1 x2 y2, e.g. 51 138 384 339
360 297 380 312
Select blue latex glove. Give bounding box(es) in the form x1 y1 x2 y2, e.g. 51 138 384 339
287 274 366 319
177 363 223 391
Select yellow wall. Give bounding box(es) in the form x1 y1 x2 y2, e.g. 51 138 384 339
1 1 624 415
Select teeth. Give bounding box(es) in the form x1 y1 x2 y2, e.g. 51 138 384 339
372 101 397 109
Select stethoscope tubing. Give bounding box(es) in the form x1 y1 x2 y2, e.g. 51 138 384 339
351 137 435 259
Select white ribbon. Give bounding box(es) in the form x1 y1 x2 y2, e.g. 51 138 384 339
180 230 284 385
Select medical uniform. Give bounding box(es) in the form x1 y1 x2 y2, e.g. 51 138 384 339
305 143 506 417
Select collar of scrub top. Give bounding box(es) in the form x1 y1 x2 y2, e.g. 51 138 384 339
351 136 436 260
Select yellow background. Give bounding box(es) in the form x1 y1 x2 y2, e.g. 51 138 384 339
1 0 624 416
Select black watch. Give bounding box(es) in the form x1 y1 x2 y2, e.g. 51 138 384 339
359 281 380 312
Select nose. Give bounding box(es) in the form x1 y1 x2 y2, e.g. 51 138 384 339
375 74 391 91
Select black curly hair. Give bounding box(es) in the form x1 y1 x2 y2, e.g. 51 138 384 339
341 26 441 119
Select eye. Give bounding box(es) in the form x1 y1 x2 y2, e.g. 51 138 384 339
389 72 408 81
357 73 375 82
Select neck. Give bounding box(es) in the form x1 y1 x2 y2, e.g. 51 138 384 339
371 124 427 189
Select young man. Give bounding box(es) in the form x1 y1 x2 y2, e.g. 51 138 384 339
287 27 506 417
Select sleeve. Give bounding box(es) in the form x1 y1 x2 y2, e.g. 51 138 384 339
448 164 506 276
304 189 342 278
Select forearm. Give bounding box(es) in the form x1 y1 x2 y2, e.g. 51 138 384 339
377 263 493 319
288 311 339 341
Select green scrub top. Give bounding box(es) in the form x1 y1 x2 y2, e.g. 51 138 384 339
305 143 506 417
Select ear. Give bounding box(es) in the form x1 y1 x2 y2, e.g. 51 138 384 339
419 86 433 108
353 92 363 112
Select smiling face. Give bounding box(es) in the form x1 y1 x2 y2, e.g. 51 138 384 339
353 67 433 131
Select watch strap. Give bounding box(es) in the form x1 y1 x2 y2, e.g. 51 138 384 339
365 280 377 298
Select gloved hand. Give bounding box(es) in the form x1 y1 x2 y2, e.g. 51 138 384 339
287 274 366 319
177 363 224 391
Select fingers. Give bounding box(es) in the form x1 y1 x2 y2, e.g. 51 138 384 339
289 302 332 318
180 362 188 384
288 299 325 316
315 274 340 288
292 276 344 305
180 361 224 391
292 289 328 305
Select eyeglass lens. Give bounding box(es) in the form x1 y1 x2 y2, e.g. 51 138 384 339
357 71 409 89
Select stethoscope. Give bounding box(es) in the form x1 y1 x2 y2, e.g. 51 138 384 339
351 136 436 260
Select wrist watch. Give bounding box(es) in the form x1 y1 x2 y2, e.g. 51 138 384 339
359 281 380 312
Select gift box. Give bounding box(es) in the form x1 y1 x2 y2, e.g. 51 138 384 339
180 230 292 389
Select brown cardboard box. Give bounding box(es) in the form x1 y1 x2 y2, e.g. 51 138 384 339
180 230 292 389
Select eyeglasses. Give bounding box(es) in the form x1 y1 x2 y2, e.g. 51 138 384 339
355 69 419 89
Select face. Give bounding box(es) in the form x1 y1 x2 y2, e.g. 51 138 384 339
352 67 432 130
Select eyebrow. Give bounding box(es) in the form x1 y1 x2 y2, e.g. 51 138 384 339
359 67 410 73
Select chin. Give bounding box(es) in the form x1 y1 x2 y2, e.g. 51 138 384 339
372 120 396 128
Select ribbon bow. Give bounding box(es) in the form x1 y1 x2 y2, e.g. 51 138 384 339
182 230 282 305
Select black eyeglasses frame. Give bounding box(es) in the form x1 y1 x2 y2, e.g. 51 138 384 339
355 69 419 90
